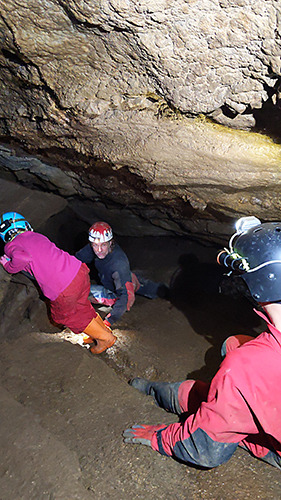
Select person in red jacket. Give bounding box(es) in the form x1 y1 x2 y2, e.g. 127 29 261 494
123 216 281 470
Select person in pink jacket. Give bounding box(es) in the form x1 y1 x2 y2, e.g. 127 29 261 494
124 216 281 470
0 212 116 354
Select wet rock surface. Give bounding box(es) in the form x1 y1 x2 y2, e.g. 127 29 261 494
0 182 281 499
1 0 281 126
1 139 281 244
1 1 281 232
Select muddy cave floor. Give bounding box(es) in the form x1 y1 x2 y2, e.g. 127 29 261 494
1 235 281 500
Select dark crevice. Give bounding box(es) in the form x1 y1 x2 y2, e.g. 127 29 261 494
251 78 281 142
253 100 281 144
1 48 28 66
220 105 237 120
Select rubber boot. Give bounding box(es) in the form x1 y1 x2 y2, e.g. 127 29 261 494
129 377 151 394
84 313 117 354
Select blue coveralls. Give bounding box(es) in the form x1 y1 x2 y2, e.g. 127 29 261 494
75 243 160 326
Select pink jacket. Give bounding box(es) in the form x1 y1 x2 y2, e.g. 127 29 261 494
3 232 81 301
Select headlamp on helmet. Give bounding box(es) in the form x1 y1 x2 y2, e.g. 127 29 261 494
217 216 281 302
217 216 261 272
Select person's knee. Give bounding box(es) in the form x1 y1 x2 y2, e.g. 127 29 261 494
221 334 254 357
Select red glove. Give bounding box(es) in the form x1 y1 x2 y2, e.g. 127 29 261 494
123 424 167 447
104 319 112 329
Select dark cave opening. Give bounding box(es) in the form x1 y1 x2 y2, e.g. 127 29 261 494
253 98 281 144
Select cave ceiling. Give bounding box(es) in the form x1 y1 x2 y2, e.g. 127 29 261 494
0 0 281 239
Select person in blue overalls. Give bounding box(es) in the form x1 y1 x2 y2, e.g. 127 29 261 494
75 221 169 328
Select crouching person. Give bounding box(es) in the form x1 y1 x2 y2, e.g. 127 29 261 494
0 212 116 354
123 217 281 470
75 221 169 329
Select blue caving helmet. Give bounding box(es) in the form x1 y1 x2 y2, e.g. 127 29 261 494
218 216 281 302
0 212 33 243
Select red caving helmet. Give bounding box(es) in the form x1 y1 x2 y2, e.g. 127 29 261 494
88 221 113 243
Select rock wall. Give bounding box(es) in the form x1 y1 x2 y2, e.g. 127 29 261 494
0 0 281 236
1 0 281 126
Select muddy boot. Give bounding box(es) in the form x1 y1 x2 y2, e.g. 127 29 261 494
84 314 117 354
90 336 116 354
129 377 151 394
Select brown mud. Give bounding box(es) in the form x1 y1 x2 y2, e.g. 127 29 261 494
0 181 280 499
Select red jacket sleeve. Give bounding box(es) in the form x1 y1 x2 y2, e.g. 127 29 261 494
151 356 258 467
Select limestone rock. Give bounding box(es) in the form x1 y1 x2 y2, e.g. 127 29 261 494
0 1 281 235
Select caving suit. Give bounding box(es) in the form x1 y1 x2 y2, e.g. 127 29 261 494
147 309 281 469
75 243 160 326
2 231 96 333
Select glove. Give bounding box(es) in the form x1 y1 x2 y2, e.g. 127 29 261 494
0 254 10 267
104 318 112 329
123 424 167 447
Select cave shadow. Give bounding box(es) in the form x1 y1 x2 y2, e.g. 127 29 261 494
0 271 60 340
169 253 266 381
252 94 281 144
